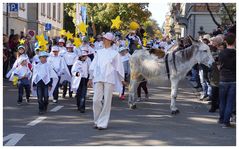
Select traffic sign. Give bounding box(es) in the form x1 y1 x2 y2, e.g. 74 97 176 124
45 23 52 31
9 3 18 12
8 3 18 18
27 30 36 39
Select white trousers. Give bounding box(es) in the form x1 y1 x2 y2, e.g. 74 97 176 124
93 82 114 128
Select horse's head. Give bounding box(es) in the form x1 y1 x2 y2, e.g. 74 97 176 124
188 36 215 67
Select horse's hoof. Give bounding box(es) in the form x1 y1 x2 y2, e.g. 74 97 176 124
171 110 180 115
129 104 137 110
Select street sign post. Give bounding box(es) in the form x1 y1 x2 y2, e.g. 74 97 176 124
9 3 18 18
45 23 52 31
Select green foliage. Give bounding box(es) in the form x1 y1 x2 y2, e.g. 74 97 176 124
220 3 236 26
64 3 156 36
143 19 161 37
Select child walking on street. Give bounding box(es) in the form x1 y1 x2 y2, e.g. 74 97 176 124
32 51 58 115
62 43 78 98
11 56 32 105
118 47 131 100
48 46 71 103
71 51 92 113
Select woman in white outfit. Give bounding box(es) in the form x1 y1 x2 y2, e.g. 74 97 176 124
89 32 126 130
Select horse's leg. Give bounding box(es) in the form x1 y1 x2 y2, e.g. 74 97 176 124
170 79 180 114
128 72 140 109
128 80 139 109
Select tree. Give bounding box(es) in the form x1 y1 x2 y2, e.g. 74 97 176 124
205 3 236 28
143 19 161 38
206 3 221 27
221 3 236 25
64 3 152 36
63 3 75 33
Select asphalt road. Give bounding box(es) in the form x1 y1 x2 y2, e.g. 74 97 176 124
3 78 236 146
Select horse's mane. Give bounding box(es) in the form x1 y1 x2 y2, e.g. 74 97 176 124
177 45 196 61
170 43 198 72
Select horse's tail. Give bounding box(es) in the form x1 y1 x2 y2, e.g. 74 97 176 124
129 53 141 81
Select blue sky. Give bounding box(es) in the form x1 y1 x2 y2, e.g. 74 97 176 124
148 2 170 28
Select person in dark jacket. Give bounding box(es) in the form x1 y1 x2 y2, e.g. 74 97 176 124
218 33 236 128
208 43 221 112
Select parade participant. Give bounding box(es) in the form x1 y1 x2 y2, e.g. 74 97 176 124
163 36 174 52
94 35 104 51
77 37 95 61
118 47 130 100
32 51 58 115
15 45 30 67
10 56 32 105
126 30 142 54
31 43 40 67
89 32 125 130
218 33 236 128
6 45 32 79
62 43 78 98
47 46 71 103
71 51 92 112
58 38 67 56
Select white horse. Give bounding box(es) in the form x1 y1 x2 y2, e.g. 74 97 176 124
128 36 214 114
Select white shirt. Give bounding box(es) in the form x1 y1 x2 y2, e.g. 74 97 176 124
89 47 124 84
63 52 78 66
94 41 104 51
47 55 65 76
32 54 40 65
13 54 30 68
72 60 91 79
58 46 67 56
14 65 32 79
79 44 95 55
32 62 52 84
164 43 174 53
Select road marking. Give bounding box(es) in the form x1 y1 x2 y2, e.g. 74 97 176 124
27 117 47 126
50 105 64 112
3 133 25 146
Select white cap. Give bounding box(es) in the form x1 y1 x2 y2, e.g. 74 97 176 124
18 45 25 50
118 47 128 52
51 46 59 52
58 38 65 43
78 50 88 57
38 51 49 57
66 43 74 48
103 32 115 41
18 55 28 64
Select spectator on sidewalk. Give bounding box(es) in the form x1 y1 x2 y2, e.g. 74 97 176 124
218 33 236 128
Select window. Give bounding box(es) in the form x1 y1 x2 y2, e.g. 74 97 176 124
53 3 56 20
57 3 61 22
19 3 25 10
47 3 51 18
41 3 46 16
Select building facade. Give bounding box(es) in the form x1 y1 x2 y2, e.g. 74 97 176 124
3 3 28 36
184 3 221 38
169 3 222 39
3 3 63 38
